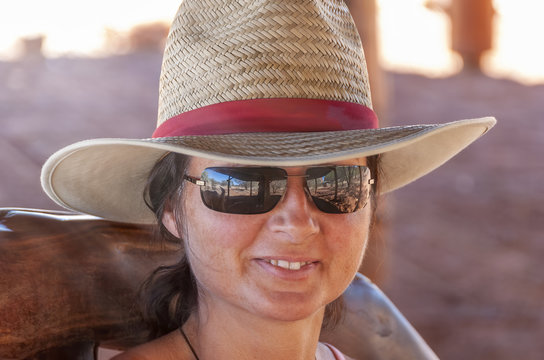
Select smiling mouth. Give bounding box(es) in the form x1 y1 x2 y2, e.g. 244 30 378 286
263 259 315 270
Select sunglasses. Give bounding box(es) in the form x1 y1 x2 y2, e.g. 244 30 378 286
184 166 374 214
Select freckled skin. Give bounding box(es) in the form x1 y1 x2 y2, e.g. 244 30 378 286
163 157 372 323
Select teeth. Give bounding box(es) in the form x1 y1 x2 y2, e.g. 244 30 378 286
289 262 301 270
266 259 311 270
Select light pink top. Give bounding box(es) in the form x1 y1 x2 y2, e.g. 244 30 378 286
324 343 346 360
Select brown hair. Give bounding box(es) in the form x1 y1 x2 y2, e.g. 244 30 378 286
140 152 380 338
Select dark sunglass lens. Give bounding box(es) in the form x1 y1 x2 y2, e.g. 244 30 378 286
199 167 287 214
306 166 371 213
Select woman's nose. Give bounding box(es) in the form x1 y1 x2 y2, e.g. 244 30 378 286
266 178 320 242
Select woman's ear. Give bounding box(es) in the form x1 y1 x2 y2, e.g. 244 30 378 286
162 209 181 238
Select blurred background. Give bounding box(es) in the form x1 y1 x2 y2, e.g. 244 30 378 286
0 0 542 359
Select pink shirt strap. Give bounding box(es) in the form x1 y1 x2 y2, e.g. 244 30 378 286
324 343 347 360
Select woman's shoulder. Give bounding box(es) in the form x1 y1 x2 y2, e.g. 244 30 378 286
112 330 188 360
111 343 162 360
111 351 147 360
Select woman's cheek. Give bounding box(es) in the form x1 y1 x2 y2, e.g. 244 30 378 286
329 214 370 270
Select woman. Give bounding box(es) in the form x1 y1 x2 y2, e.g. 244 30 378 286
40 0 495 359
124 154 377 360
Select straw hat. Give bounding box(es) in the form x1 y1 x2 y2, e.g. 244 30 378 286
41 0 495 224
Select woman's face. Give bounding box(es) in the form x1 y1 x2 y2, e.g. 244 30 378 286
163 157 373 323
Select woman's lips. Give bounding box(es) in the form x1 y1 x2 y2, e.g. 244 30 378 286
255 257 320 280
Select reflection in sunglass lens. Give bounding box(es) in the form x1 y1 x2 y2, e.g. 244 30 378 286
306 166 369 213
200 167 287 214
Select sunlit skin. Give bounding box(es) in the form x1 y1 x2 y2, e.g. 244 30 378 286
117 156 372 359
162 157 371 359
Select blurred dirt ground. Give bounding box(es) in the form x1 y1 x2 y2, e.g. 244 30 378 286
1 53 542 360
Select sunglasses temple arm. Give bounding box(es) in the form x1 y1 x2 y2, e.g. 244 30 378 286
183 175 205 186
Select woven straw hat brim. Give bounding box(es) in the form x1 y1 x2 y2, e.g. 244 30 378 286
41 117 495 224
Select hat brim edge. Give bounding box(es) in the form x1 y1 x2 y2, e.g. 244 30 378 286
41 117 496 224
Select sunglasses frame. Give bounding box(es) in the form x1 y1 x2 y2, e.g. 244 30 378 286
184 165 375 214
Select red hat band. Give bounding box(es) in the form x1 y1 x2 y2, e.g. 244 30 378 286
152 98 378 138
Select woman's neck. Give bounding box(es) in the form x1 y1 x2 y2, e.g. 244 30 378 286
182 299 325 360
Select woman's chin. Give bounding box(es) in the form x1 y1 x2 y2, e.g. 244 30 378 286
248 292 326 323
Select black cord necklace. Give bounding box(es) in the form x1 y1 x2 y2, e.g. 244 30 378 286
180 327 200 360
